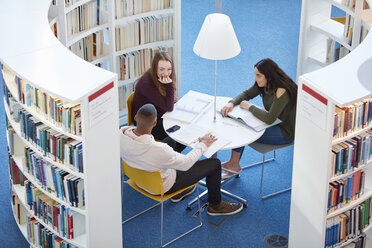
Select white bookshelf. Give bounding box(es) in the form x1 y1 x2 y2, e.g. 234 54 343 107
0 0 122 247
296 0 368 80
52 0 181 126
288 4 372 245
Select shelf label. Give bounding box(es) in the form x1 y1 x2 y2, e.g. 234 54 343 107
301 84 328 131
88 82 114 128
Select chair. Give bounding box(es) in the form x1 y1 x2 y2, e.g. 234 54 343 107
126 91 135 126
242 142 294 200
121 160 203 247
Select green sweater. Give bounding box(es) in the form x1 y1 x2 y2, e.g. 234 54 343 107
231 84 296 141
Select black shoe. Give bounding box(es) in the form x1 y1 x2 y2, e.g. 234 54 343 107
170 185 196 203
207 201 243 216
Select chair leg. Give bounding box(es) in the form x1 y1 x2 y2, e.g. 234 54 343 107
122 202 161 224
259 152 291 200
242 150 276 170
162 186 203 247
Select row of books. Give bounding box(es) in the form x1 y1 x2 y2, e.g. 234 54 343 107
331 130 372 178
118 82 134 113
9 154 27 186
115 14 173 51
333 99 372 139
69 29 105 63
326 39 350 64
344 14 354 46
118 46 172 80
325 198 370 248
328 170 365 214
52 22 58 38
23 148 85 208
27 215 79 248
115 0 174 19
25 181 85 239
360 24 370 44
14 109 84 172
11 77 82 136
12 192 78 248
66 0 106 38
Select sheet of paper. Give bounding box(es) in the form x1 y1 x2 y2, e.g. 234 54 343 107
171 125 208 145
202 134 231 158
163 90 213 123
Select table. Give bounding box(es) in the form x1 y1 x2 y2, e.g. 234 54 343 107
163 95 264 208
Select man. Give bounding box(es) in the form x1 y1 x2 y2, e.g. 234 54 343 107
119 103 243 216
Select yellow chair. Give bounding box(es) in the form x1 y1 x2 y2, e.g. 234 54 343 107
122 160 202 247
126 91 135 126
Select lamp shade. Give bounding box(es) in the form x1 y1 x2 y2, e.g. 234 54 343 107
193 13 241 60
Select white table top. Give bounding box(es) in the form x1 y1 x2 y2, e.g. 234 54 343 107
163 96 264 150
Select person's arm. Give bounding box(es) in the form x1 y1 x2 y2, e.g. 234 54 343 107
249 90 290 124
230 84 261 105
221 84 260 117
139 76 175 112
157 135 216 171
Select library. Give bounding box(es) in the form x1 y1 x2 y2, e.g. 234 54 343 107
0 0 372 247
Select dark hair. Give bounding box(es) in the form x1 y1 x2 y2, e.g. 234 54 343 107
135 104 157 129
149 51 177 97
254 58 297 105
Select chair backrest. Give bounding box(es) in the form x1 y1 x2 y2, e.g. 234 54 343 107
126 91 135 126
122 160 165 195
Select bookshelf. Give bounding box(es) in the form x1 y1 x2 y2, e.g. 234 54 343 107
288 7 372 246
0 0 122 247
52 0 181 126
296 0 371 80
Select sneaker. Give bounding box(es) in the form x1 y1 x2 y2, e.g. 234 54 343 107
207 201 243 216
170 185 196 203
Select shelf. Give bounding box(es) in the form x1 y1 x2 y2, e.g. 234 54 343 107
327 188 372 218
5 102 84 178
3 78 83 141
332 122 372 145
115 8 174 26
12 155 85 214
12 184 87 248
311 17 352 51
115 40 174 57
118 76 140 87
65 0 94 14
308 38 329 67
90 54 110 65
329 161 370 182
66 23 109 47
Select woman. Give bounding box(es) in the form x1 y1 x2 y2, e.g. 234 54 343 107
220 58 297 179
132 51 176 140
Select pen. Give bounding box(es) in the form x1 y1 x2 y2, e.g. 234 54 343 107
188 131 213 146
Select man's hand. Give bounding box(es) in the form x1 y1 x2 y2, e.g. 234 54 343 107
199 134 217 147
158 74 172 84
221 102 234 117
239 100 252 110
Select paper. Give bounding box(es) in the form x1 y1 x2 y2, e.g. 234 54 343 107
301 84 328 131
88 82 115 128
163 90 213 123
172 125 231 158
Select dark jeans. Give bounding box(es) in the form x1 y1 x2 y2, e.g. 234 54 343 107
166 158 222 205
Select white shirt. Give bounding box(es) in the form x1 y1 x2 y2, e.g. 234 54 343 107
119 126 207 193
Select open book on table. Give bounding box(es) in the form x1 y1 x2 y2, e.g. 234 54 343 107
162 90 213 123
222 105 281 132
171 125 231 158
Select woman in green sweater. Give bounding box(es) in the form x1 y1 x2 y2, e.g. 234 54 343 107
220 58 297 179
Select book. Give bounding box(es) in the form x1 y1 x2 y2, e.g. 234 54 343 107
171 125 231 158
222 105 281 132
163 90 213 123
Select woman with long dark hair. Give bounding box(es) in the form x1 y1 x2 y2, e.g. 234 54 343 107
220 58 298 179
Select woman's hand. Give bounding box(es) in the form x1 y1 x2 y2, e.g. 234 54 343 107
158 74 172 84
240 100 252 110
221 102 234 117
